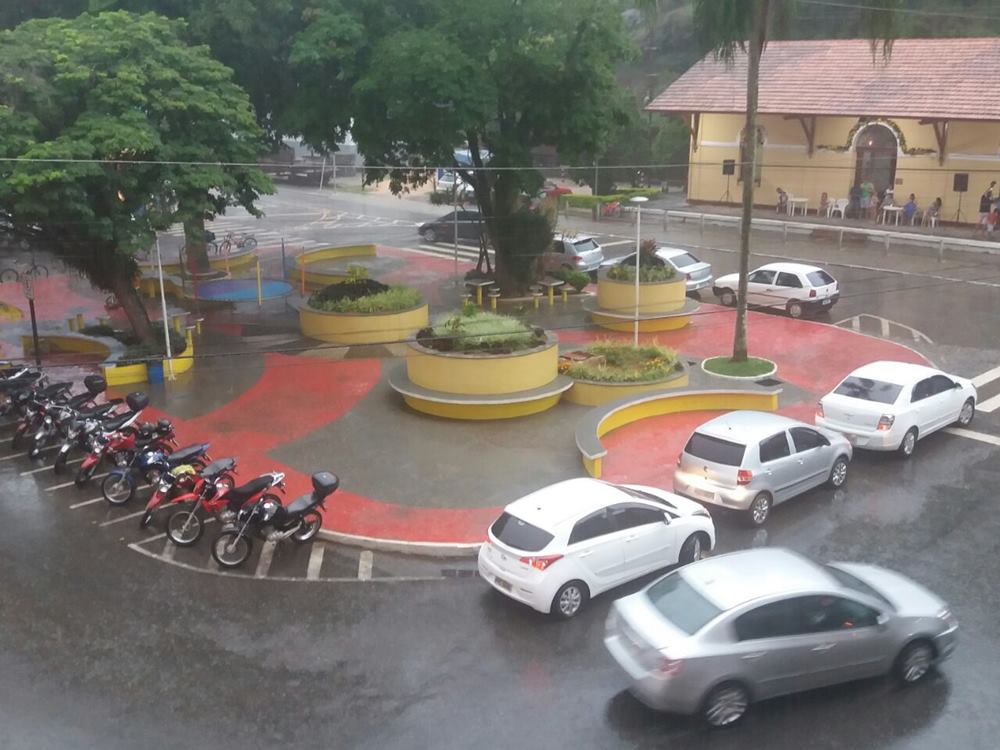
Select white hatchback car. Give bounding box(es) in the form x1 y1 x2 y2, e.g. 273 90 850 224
816 361 977 457
713 262 838 318
479 479 715 619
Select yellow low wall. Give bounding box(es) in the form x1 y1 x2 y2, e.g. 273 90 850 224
591 312 693 333
299 303 429 345
581 390 780 478
565 369 689 407
104 362 149 387
406 336 559 396
21 334 111 358
597 276 687 316
402 393 564 420
158 248 257 276
290 244 378 291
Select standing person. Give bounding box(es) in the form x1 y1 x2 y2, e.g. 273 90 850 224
978 181 997 231
860 180 875 220
776 187 788 214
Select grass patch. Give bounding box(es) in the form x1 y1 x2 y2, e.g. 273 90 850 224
422 309 543 353
702 356 775 378
566 340 681 383
309 285 423 314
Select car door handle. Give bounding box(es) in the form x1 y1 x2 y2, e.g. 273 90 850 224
796 459 804 464
578 551 593 558
811 643 836 652
741 652 766 661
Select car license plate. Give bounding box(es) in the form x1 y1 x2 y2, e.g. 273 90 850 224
494 575 512 592
695 488 715 501
822 298 831 305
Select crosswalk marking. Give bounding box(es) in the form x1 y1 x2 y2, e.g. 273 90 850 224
944 427 1000 446
975 392 1000 414
307 544 325 580
255 541 276 578
358 550 373 581
972 365 1000 389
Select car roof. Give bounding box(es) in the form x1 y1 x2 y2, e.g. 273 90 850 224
555 232 596 243
757 262 826 275
691 410 808 444
681 548 834 610
655 247 698 260
505 478 630 530
842 360 942 385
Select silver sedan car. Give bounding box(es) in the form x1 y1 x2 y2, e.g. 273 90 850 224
600 246 713 294
605 548 958 728
672 411 852 525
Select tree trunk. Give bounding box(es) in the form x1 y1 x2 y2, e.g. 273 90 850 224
111 272 155 347
732 0 769 363
182 213 210 276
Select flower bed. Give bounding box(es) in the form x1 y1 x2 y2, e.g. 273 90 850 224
418 310 545 354
298 276 428 345
562 340 688 406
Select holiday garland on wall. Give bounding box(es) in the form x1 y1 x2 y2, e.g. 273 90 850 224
817 117 937 156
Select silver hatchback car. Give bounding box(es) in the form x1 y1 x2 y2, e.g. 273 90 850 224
672 411 852 525
605 548 958 727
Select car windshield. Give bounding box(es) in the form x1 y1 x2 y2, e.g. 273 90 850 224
684 433 746 466
572 238 599 253
646 572 723 635
668 252 699 268
833 376 902 405
824 565 896 611
807 270 835 286
490 512 553 552
612 483 676 510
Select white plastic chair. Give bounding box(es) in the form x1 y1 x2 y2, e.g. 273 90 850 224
828 198 848 219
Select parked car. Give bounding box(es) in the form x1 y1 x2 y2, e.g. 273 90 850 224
418 210 485 245
605 548 958 727
672 411 851 526
478 478 715 619
542 180 573 197
434 170 474 201
713 262 838 318
600 246 714 294
543 233 605 275
816 361 976 458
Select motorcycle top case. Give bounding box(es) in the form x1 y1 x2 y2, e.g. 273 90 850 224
83 375 107 395
311 472 339 496
126 391 149 412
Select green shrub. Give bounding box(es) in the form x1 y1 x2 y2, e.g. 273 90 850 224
548 268 591 292
617 187 663 199
567 340 680 383
563 193 624 209
605 264 676 282
310 285 423 314
429 190 453 205
429 310 541 352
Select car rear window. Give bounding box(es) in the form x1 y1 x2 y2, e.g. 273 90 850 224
824 565 896 611
669 252 699 268
807 270 835 286
684 433 746 466
490 512 553 552
646 572 723 635
571 238 599 253
833 376 902 405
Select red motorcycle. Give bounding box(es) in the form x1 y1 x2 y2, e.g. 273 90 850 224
139 456 238 530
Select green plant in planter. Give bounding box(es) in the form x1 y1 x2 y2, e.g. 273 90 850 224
567 339 680 383
549 268 591 292
310 285 423 314
428 310 541 352
606 264 675 283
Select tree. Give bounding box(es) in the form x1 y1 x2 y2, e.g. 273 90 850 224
337 0 633 291
0 12 271 344
691 0 902 362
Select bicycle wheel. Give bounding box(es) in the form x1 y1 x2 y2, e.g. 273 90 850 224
242 237 257 251
219 240 232 255
0 269 18 283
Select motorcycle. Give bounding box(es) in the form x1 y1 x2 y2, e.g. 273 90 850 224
10 381 75 451
211 471 337 569
51 400 127 474
74 391 158 487
101 440 207 506
27 375 110 459
0 368 42 417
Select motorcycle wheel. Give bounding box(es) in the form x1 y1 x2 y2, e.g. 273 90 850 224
166 509 203 547
53 448 69 475
212 530 252 568
102 473 134 506
138 509 155 529
74 463 96 488
292 511 323 543
11 424 27 451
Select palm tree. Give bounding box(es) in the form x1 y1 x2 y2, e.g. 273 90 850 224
692 0 903 362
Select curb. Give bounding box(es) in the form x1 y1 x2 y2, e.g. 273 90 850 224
319 528 481 558
699 356 778 381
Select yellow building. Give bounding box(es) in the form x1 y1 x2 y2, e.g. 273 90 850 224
648 38 1000 223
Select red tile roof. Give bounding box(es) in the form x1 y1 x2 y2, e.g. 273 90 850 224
647 38 1000 121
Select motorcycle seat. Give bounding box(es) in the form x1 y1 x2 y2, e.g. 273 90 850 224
167 443 208 466
40 382 73 398
0 371 41 390
77 402 117 418
199 457 236 480
285 492 323 515
226 475 274 504
101 412 134 431
67 392 94 409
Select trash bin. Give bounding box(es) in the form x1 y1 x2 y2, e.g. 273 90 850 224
147 361 164 384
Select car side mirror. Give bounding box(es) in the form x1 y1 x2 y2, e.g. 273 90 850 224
952 381 962 389
663 512 671 525
876 613 890 630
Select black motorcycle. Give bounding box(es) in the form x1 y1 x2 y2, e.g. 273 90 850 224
210 471 338 569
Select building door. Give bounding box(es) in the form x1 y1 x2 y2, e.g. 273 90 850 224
854 124 897 195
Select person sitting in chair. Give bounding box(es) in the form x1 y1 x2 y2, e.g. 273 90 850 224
776 187 789 214
903 194 918 224
818 192 830 216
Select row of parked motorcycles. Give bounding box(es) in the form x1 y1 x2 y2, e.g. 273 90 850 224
1 364 339 569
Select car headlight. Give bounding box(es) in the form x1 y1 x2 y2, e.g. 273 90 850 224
937 608 958 630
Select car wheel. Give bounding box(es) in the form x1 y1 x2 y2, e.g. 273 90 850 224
421 228 437 243
957 398 975 427
786 300 804 319
550 580 589 620
747 493 771 526
702 682 750 728
678 533 708 565
894 639 935 684
898 427 918 459
827 456 849 488
719 288 736 307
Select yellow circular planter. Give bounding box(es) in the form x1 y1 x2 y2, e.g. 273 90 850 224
597 274 687 315
298 301 429 345
564 367 689 407
406 333 559 396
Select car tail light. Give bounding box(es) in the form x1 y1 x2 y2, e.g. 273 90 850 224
572 255 583 262
737 469 753 486
652 653 684 678
519 553 563 571
876 414 895 431
809 288 817 298
816 401 825 419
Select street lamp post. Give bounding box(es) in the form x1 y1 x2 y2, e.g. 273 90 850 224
22 271 41 367
629 196 649 346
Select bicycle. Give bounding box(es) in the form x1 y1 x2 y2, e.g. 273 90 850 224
0 261 48 283
217 231 257 254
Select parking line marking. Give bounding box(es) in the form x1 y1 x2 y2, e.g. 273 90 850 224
254 541 276 578
972 365 1000 389
974 393 1000 414
47 473 108 491
307 544 325 581
69 497 104 509
944 427 1000 446
20 457 82 476
97 510 145 527
358 550 373 581
0 452 29 462
161 539 177 561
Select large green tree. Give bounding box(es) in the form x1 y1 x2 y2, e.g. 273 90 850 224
691 0 902 362
0 12 271 344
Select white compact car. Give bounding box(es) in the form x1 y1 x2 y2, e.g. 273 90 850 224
816 361 977 457
479 479 715 619
713 262 838 318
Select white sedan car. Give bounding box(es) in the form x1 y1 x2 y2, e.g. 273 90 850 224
479 478 715 619
816 361 977 457
713 262 838 318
